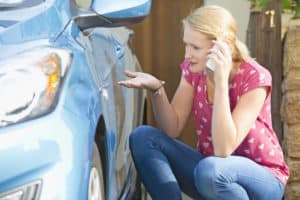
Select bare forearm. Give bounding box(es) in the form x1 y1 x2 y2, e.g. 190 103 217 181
212 82 237 157
150 88 181 138
117 71 191 138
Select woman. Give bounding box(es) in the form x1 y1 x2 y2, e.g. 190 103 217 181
118 5 289 200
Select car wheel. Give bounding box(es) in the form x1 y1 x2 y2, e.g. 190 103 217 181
132 177 149 200
88 143 105 200
140 183 149 200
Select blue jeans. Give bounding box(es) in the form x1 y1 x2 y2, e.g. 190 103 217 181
129 125 284 200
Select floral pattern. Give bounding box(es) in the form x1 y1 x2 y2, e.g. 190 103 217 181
180 60 289 185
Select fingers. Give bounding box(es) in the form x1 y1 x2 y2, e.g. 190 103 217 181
207 46 223 68
212 40 231 57
124 70 138 78
118 71 140 88
118 71 144 89
117 80 128 86
208 48 223 61
208 40 232 65
118 79 142 88
118 71 157 90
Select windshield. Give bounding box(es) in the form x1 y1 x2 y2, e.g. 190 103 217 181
0 0 44 9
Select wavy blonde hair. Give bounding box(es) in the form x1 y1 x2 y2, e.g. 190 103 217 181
183 5 252 62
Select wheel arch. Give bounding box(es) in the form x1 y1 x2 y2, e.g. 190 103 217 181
94 116 107 195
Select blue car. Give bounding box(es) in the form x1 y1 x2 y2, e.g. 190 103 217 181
0 0 151 199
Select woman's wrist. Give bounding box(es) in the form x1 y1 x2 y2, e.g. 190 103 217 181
150 80 165 96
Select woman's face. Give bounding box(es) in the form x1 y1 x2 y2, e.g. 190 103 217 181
183 24 213 73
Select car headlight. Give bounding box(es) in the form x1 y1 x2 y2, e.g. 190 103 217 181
0 47 72 128
0 180 41 200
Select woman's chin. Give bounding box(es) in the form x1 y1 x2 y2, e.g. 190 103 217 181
189 64 203 73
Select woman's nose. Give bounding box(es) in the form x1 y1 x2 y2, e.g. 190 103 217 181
185 47 192 59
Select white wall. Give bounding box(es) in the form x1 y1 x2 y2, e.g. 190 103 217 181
204 0 251 43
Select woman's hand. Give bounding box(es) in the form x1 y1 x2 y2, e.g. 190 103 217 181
207 40 232 83
118 70 162 91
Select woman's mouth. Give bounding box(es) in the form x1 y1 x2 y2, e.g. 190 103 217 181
189 62 204 73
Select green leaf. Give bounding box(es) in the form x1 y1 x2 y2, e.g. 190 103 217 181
247 0 296 11
281 0 292 10
260 0 270 7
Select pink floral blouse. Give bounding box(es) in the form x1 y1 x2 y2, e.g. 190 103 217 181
180 60 289 185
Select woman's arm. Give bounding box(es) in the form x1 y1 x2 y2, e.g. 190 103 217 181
151 76 194 138
118 71 194 138
212 84 268 157
208 40 268 157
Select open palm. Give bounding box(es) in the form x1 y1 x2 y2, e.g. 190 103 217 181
118 70 160 91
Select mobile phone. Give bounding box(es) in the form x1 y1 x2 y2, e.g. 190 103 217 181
206 58 215 71
206 41 230 72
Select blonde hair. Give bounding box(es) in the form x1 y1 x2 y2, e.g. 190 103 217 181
183 5 252 62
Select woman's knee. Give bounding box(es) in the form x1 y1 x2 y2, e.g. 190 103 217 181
193 157 223 196
129 125 160 156
129 125 155 146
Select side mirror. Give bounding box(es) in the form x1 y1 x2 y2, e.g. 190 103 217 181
73 0 152 30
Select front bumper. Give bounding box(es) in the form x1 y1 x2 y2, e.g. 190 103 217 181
0 107 93 200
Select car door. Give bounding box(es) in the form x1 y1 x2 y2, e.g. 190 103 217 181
82 27 141 198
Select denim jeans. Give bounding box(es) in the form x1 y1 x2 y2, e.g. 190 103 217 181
129 125 284 200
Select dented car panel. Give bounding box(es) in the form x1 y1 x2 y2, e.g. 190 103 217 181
0 0 150 199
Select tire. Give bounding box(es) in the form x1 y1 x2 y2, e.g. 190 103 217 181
140 183 149 200
88 143 105 200
133 177 149 200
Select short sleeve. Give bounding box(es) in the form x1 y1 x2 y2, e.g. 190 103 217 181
180 60 193 85
239 62 272 96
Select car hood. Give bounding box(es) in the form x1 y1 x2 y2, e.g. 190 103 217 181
0 0 71 48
